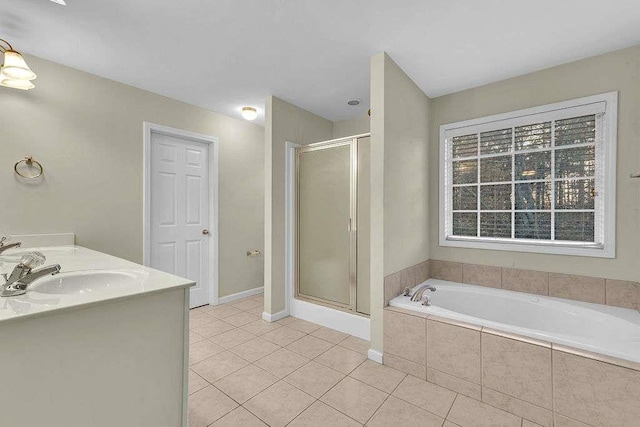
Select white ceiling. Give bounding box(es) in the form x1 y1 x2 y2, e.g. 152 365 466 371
3 0 640 124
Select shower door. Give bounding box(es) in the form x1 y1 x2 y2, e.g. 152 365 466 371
296 135 369 315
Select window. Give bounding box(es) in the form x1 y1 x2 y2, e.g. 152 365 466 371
439 92 617 258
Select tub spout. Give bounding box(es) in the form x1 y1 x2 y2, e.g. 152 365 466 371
410 284 436 302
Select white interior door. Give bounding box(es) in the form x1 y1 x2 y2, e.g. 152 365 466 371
149 131 211 308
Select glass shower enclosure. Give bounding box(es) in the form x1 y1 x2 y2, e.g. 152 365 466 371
295 134 370 315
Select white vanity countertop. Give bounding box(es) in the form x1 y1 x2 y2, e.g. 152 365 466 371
0 245 194 323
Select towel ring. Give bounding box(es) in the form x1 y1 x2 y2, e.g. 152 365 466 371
14 156 43 179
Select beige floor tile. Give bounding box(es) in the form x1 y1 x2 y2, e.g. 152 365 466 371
188 385 238 427
289 401 361 427
274 316 297 325
208 328 256 349
190 310 211 321
367 396 444 427
191 319 237 338
553 414 591 427
447 395 521 427
203 305 244 319
284 360 345 398
241 319 284 336
349 360 406 393
522 420 544 427
224 311 261 327
246 306 265 315
311 326 349 344
315 345 366 374
189 339 225 365
262 325 306 346
427 367 481 400
189 313 215 328
211 406 267 427
191 351 249 383
213 364 278 404
188 369 209 395
392 374 456 418
286 334 334 359
320 377 388 424
189 331 205 344
244 381 315 427
286 318 323 334
229 337 281 362
443 422 462 427
232 298 264 311
255 348 310 378
338 335 370 355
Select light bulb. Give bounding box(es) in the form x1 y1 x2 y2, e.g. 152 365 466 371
241 107 258 121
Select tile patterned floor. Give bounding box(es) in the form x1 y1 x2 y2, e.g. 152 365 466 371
188 295 529 426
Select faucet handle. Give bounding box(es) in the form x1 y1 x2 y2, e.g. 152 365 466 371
20 252 46 269
0 236 8 247
403 287 412 297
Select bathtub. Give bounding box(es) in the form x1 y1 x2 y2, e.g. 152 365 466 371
389 278 640 364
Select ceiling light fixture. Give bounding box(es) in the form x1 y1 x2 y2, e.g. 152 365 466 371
0 39 37 90
241 107 258 121
50 0 67 5
347 99 361 106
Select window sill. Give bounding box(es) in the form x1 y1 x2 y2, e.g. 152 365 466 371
439 236 614 258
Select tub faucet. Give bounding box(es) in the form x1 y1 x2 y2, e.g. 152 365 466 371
410 284 437 302
1 252 61 297
0 236 21 255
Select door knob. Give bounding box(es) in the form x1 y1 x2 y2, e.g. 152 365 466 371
202 229 210 235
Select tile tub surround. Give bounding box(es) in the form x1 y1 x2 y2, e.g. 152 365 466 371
382 306 640 426
188 295 554 426
394 259 640 310
383 259 429 305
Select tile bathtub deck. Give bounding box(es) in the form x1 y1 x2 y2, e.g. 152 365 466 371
188 295 529 427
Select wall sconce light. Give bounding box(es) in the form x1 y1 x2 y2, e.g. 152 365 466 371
241 107 258 121
0 39 37 90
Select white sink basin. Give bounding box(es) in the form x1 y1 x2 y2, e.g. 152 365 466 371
30 270 148 295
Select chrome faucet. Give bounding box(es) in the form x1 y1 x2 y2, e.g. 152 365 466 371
1 252 61 297
410 284 437 302
0 236 21 255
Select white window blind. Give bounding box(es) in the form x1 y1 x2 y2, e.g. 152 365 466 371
439 92 617 258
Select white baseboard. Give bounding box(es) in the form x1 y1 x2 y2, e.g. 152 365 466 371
262 310 288 322
290 298 370 340
368 349 383 364
218 286 263 304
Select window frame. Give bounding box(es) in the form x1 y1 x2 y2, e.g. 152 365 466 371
439 92 617 258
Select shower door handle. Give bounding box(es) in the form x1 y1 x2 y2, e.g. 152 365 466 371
348 218 355 232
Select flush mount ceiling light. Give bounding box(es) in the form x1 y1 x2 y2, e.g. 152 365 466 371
241 106 258 121
0 39 37 90
50 0 67 4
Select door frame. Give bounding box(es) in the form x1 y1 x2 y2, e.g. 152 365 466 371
142 122 220 306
